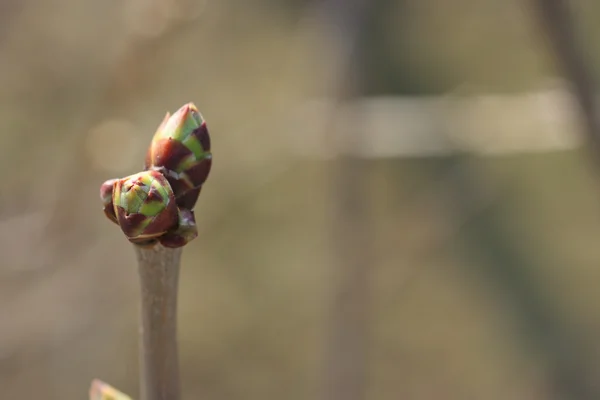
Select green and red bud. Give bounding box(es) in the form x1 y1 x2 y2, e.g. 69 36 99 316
100 170 200 247
100 102 210 248
145 102 212 210
112 170 178 243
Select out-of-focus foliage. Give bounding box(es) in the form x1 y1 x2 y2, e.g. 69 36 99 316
2 1 600 399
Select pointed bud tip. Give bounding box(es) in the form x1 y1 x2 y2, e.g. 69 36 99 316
172 102 198 117
183 102 198 112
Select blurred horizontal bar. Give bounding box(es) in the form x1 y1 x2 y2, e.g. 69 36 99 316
288 85 587 158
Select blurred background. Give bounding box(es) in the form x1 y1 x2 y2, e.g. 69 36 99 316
2 0 600 399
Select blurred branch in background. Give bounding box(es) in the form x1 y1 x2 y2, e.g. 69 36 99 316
440 154 600 399
532 0 600 395
316 0 374 399
534 0 600 166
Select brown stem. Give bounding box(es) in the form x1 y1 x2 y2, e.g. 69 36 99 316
134 244 182 400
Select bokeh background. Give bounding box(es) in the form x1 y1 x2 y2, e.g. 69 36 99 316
2 0 600 399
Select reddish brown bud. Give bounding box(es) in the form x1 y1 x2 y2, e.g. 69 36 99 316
145 103 212 209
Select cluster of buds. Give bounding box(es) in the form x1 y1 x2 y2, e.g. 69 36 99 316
100 103 212 248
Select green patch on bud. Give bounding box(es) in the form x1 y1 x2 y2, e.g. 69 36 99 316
114 172 171 217
139 200 165 217
178 153 201 175
111 170 179 242
117 184 146 214
181 134 205 158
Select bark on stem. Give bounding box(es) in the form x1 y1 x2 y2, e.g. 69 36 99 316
134 244 182 400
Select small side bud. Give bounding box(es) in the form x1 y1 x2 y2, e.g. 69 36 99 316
112 170 179 244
